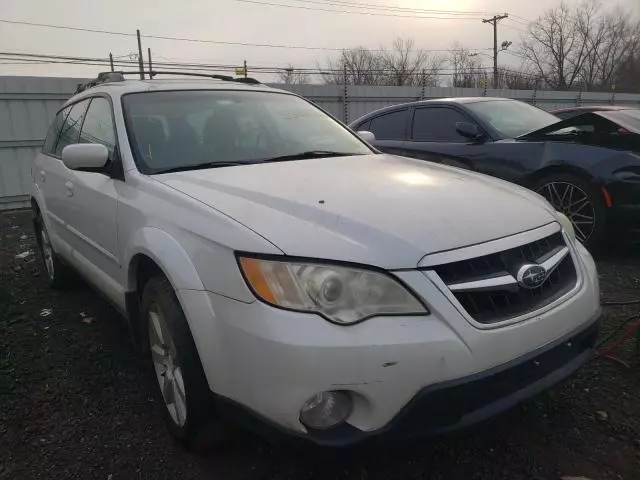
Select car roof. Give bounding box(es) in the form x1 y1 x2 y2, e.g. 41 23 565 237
349 97 516 125
65 77 286 106
552 105 633 113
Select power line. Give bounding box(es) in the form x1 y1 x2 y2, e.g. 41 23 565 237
233 0 484 19
257 0 499 15
0 18 491 52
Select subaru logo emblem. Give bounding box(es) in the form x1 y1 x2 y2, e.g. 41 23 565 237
516 264 548 289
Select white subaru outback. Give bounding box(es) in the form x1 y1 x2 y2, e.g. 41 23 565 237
31 72 600 448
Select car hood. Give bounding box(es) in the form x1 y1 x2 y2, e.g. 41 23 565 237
154 154 556 269
517 111 640 140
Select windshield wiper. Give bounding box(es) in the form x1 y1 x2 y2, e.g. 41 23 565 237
152 151 360 174
152 161 255 174
260 151 360 163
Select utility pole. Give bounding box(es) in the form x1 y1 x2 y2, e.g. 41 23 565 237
482 14 508 88
136 29 145 79
147 48 153 78
109 53 114 72
243 59 248 79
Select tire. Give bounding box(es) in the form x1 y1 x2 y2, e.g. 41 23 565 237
531 173 607 251
140 276 228 451
34 212 75 289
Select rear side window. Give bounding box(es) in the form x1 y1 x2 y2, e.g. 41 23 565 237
55 99 90 156
79 97 116 156
369 110 408 140
412 107 472 142
42 107 70 156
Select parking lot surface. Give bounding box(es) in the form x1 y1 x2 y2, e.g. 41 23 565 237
1 209 639 480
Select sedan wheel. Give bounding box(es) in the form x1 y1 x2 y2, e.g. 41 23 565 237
536 181 596 244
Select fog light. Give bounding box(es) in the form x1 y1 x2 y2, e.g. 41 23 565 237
300 391 352 430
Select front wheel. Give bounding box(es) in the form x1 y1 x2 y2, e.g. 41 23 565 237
532 174 606 251
140 276 228 450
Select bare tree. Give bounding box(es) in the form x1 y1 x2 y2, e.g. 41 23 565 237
448 44 486 87
520 0 640 91
616 52 640 93
277 64 310 85
576 3 640 90
496 67 539 89
520 1 590 89
320 38 444 86
320 47 384 85
380 38 444 86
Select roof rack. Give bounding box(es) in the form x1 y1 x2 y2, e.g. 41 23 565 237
74 70 262 93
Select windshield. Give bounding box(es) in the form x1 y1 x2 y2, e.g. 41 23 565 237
466 100 560 138
122 90 372 173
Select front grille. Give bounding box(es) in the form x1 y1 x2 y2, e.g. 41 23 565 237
431 232 578 324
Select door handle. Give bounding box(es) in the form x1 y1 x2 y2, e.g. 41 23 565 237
65 181 74 197
40 170 46 183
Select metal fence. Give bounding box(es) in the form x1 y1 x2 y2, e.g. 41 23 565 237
2 75 640 210
0 76 84 210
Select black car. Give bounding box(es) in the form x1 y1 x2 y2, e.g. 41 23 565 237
349 97 640 250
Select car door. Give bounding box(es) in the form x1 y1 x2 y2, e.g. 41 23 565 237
36 100 90 252
401 106 491 169
365 108 411 155
60 96 121 284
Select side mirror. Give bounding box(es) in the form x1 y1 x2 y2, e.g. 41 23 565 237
357 130 376 143
61 144 109 171
456 122 483 141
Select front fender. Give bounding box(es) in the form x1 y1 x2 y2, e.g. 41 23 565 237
124 227 204 291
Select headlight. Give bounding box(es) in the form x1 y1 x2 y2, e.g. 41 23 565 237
238 256 428 324
555 212 576 242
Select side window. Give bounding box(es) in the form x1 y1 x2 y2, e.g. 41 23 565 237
369 110 408 140
55 99 90 156
42 106 70 156
79 97 116 156
412 107 475 143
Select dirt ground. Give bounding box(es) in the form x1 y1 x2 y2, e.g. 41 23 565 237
1 209 639 480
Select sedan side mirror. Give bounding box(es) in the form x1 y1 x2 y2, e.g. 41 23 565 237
357 131 376 143
61 144 109 171
456 122 483 141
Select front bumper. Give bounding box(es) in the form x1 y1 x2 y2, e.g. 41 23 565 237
176 234 600 446
217 315 599 446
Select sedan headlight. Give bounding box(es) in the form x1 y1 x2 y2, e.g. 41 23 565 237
555 212 576 242
238 256 428 324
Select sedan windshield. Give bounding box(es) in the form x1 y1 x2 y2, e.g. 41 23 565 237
122 90 372 174
466 99 560 138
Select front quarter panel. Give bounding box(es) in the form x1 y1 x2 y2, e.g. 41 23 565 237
118 172 283 303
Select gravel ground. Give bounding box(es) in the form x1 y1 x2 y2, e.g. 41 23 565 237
1 209 640 480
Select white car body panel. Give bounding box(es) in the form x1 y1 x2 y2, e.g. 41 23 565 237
154 154 556 268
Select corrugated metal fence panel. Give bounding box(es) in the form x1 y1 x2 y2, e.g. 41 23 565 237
0 76 83 209
2 76 640 209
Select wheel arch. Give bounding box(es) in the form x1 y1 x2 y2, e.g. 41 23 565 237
522 164 595 189
124 228 205 294
123 228 206 348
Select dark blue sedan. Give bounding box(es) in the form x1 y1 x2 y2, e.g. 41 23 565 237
350 97 640 250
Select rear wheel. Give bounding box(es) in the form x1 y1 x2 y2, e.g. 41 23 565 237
140 276 228 450
532 173 606 250
34 212 75 289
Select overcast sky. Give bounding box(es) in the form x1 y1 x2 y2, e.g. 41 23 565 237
0 0 638 81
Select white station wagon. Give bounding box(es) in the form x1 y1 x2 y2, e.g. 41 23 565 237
31 72 601 448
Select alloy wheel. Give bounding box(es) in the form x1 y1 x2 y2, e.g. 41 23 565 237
536 181 596 243
41 227 55 280
148 303 188 427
